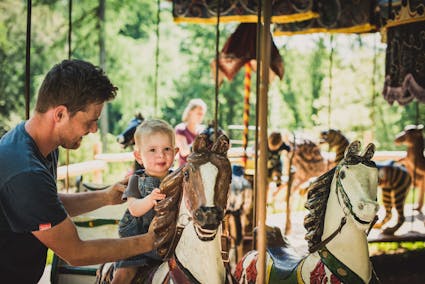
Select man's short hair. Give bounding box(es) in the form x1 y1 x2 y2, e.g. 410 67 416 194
35 59 117 116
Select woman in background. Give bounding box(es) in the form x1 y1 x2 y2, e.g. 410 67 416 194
175 98 207 167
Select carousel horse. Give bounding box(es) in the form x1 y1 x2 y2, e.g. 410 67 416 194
394 124 425 211
225 165 254 267
96 134 233 284
319 129 349 167
234 141 381 284
289 137 327 193
320 128 412 235
374 161 411 234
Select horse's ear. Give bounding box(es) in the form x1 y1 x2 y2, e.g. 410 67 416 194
344 140 361 159
211 134 229 154
361 143 375 160
192 134 209 153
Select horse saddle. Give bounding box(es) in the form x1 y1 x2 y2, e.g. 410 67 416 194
267 246 303 282
259 226 303 282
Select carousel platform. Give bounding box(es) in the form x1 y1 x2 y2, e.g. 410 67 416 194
266 203 425 254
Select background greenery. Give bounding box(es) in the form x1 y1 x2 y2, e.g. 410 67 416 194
1 1 423 185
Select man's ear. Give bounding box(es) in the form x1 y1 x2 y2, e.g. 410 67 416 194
133 149 143 166
53 105 68 122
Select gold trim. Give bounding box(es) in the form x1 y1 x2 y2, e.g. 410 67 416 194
173 12 319 25
386 16 425 28
386 2 425 28
296 258 306 284
273 23 375 36
265 254 273 284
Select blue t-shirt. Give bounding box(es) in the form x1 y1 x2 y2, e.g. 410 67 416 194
0 122 67 283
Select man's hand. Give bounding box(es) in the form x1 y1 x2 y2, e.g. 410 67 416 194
106 176 129 205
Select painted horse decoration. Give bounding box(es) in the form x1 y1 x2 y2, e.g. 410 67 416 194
234 141 381 283
320 129 412 235
96 134 233 283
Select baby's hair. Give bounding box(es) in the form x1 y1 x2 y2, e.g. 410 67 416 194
134 119 175 147
182 98 207 122
268 131 282 147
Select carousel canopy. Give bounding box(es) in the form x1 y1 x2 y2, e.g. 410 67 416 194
171 0 320 24
273 0 379 35
211 23 284 83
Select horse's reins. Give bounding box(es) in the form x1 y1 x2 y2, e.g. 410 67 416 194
162 213 191 260
310 161 378 253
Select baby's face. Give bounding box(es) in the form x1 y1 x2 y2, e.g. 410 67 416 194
137 132 175 178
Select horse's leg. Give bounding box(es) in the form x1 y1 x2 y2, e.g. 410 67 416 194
415 179 425 212
95 263 114 284
383 188 407 235
375 187 392 229
227 211 241 266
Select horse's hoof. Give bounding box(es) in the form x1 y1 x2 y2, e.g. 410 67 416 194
373 223 382 229
382 228 396 235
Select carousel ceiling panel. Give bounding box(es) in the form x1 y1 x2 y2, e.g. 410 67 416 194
273 0 380 36
172 0 319 24
382 0 425 105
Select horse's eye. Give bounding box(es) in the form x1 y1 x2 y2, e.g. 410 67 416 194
340 170 346 179
184 170 189 181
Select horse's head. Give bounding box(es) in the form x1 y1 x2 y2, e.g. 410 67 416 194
394 124 424 147
320 129 339 144
116 113 144 148
182 133 232 241
334 141 379 230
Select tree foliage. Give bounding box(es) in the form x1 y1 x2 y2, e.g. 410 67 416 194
0 1 422 158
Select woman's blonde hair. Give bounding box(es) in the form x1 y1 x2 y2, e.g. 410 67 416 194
181 98 207 122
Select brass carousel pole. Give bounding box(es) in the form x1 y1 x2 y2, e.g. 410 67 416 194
256 0 271 283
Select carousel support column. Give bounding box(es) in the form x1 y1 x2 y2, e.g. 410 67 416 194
242 63 252 169
256 0 272 283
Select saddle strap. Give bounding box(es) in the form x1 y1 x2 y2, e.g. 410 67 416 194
168 256 201 284
163 225 185 260
309 217 346 253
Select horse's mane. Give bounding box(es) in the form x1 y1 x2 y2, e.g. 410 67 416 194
304 166 336 253
152 167 184 259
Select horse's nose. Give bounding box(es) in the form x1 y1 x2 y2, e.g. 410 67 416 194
194 206 224 229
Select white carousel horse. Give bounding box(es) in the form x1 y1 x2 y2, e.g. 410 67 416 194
96 134 233 284
234 141 381 284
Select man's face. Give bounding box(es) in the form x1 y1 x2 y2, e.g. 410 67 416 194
59 102 104 149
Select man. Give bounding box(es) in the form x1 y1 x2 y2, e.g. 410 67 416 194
0 59 155 283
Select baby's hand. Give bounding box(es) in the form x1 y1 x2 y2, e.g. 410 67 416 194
148 188 166 206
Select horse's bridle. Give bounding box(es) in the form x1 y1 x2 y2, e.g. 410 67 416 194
309 161 378 253
334 163 378 226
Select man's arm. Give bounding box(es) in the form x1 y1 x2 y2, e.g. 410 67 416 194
32 216 155 266
59 177 128 217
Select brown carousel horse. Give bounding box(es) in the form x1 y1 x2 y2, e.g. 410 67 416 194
288 136 327 193
395 124 425 211
96 134 233 283
319 129 349 168
235 141 380 283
